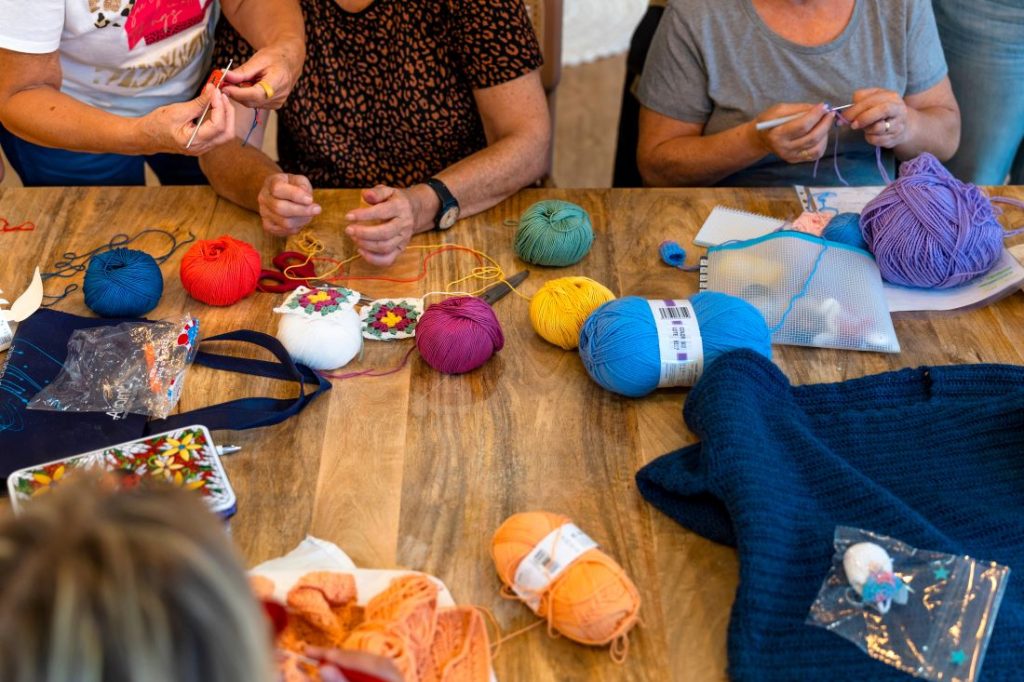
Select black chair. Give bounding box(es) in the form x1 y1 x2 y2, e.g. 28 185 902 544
612 3 666 187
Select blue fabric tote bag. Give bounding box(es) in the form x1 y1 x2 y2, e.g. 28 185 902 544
0 309 330 479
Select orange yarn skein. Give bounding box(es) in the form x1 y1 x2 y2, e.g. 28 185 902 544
491 512 641 662
179 235 262 306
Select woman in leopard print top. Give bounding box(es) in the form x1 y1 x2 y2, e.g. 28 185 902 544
201 0 550 268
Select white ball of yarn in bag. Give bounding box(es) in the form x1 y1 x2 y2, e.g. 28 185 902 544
843 542 893 594
276 308 362 370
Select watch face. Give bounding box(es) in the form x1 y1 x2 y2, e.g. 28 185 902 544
438 206 460 230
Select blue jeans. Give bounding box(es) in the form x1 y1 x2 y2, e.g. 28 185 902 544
0 125 206 187
933 0 1024 185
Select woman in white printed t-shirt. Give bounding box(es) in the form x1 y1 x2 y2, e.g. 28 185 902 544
0 0 305 186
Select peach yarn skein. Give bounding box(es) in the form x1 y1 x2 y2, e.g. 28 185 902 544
491 511 641 662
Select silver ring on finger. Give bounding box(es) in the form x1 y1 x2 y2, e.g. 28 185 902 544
884 119 891 133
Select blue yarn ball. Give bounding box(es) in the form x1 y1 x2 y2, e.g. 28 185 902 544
823 212 869 251
83 248 164 318
514 200 594 267
578 292 772 398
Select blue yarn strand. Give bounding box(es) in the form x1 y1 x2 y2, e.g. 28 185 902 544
768 242 829 336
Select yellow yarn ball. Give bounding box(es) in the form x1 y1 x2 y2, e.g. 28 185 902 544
529 276 616 350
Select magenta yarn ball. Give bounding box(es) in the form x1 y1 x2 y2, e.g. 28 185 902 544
416 297 505 374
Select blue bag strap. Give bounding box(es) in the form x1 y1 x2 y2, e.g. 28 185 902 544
147 330 331 433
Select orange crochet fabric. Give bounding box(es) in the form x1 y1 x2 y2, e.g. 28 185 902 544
264 571 491 682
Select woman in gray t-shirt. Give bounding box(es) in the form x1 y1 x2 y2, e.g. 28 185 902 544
636 0 961 187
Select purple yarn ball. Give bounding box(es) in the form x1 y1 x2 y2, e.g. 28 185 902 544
861 153 1004 289
416 296 505 374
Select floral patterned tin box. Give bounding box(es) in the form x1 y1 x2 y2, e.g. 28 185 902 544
7 425 237 519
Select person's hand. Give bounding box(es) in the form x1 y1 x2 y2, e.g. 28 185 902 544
754 103 835 164
306 646 403 682
258 173 321 236
222 42 304 109
345 185 432 268
136 84 236 156
845 88 911 149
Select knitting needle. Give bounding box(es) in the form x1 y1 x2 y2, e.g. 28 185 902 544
216 445 242 456
755 103 852 131
186 59 232 150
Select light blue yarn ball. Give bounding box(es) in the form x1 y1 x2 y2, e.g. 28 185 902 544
823 212 869 251
514 200 595 267
83 248 164 318
578 292 772 398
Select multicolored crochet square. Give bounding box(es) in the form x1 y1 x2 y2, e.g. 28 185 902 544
360 298 423 340
274 286 360 318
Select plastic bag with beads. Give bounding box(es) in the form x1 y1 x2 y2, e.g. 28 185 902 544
700 231 899 352
26 314 199 419
807 526 1009 682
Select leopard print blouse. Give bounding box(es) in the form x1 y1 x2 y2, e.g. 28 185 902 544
215 0 543 189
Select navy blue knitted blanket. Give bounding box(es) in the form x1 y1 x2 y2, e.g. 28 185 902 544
636 350 1024 681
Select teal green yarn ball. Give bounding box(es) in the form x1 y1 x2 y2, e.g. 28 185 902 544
513 200 595 267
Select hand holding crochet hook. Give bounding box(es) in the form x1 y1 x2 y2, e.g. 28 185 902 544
753 102 838 164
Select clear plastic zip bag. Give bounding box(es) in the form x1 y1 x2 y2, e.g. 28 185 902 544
808 526 1010 682
27 314 199 419
701 231 900 352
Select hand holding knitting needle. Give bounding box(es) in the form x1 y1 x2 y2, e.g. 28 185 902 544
753 102 835 164
135 83 236 156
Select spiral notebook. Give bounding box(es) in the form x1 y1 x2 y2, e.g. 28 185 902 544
693 206 785 247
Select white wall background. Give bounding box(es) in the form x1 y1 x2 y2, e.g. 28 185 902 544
562 0 649 65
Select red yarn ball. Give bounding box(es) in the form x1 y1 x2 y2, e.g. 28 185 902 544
415 297 505 374
180 235 262 306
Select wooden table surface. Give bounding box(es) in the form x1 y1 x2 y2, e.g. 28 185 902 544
1 185 1023 681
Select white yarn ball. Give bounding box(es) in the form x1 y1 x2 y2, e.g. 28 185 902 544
276 309 362 370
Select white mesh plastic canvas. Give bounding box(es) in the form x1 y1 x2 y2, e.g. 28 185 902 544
702 232 900 353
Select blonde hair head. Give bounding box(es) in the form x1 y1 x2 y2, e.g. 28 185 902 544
0 476 273 682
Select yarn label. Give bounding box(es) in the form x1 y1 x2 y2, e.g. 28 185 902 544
647 299 703 388
513 523 598 612
0 320 11 352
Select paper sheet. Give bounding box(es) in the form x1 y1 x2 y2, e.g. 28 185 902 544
800 186 887 215
0 267 42 323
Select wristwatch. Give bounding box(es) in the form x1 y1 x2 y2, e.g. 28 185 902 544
425 177 460 231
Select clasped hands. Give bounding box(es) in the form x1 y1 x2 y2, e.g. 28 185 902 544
135 43 302 157
753 88 912 163
260 176 430 267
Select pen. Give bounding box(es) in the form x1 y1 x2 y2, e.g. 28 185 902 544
755 103 852 132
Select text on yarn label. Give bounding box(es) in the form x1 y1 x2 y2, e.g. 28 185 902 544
648 299 703 388
513 523 598 612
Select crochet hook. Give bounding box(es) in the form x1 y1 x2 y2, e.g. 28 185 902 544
755 103 851 131
480 269 529 305
186 59 232 150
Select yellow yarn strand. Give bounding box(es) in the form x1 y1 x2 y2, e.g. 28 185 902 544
284 232 530 301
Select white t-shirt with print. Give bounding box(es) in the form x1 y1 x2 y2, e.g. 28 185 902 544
0 0 220 118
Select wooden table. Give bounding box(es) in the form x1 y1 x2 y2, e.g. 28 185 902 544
1 185 1023 681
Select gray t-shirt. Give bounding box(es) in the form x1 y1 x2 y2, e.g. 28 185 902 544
637 0 948 186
